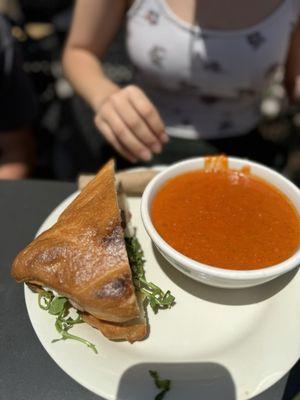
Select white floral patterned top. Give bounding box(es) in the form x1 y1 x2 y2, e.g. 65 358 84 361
126 0 299 139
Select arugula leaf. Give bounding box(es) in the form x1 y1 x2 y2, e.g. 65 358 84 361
125 236 175 313
48 297 68 315
155 392 169 400
38 290 53 310
149 370 171 399
52 315 97 354
38 291 97 354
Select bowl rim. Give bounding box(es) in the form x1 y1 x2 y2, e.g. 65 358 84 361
140 156 300 281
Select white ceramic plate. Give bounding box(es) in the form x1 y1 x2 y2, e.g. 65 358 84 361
24 187 300 400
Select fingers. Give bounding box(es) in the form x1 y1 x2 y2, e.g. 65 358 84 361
100 104 152 161
94 117 137 163
110 94 163 154
126 85 168 143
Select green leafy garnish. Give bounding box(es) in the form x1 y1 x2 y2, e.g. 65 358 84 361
38 291 97 354
149 370 171 400
38 290 53 310
48 296 68 315
125 236 175 313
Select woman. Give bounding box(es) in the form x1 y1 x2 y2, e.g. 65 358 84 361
63 0 300 168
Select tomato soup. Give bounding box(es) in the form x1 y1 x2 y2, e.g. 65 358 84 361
151 160 300 270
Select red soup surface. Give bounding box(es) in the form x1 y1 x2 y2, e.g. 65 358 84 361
151 164 300 270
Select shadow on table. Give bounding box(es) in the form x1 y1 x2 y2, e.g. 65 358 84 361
117 361 236 400
152 245 298 306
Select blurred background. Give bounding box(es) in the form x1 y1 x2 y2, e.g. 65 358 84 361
1 0 300 184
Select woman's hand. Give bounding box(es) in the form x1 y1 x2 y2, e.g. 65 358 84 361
94 85 169 162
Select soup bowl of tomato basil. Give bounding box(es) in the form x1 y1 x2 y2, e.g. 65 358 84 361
141 156 300 288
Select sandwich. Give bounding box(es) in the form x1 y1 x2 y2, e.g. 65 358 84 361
12 160 154 343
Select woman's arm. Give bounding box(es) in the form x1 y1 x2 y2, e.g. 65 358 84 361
62 0 124 111
285 21 300 104
63 0 167 162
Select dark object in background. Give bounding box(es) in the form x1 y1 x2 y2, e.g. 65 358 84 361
0 13 37 132
13 0 134 180
19 0 73 22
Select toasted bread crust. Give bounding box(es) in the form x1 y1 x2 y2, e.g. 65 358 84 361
82 313 148 343
12 160 140 323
